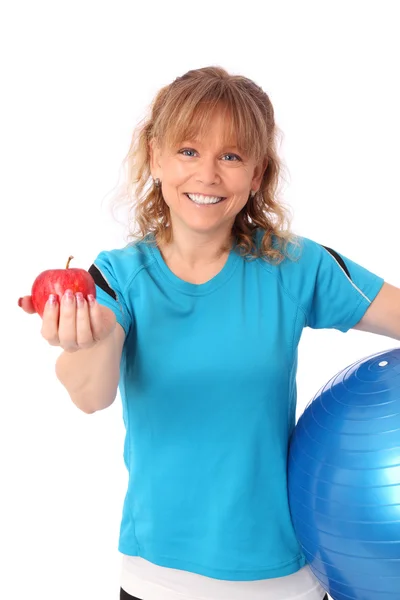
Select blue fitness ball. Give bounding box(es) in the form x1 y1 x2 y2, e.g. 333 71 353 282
288 348 400 600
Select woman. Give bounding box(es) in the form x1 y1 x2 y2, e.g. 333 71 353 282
19 66 400 600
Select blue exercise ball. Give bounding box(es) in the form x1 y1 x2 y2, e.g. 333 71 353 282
288 348 400 600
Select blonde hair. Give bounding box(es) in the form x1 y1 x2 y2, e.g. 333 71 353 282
109 66 299 264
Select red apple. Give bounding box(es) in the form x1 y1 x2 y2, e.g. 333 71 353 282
31 256 96 317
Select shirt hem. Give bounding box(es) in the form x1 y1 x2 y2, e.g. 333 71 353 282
118 545 306 581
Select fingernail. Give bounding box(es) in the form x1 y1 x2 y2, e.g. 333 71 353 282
48 294 57 306
64 290 74 304
87 294 95 305
18 298 22 307
75 292 84 307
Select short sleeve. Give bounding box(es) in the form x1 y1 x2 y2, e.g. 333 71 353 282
88 250 132 336
283 237 385 333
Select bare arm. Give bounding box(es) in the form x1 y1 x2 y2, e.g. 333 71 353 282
353 282 400 340
55 322 126 414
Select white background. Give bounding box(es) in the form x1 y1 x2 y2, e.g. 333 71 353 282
2 1 399 599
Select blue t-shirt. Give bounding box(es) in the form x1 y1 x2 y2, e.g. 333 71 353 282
89 231 384 581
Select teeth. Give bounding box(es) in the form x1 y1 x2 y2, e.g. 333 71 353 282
187 193 223 205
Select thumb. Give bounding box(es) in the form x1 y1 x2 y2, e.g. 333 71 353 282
18 296 37 314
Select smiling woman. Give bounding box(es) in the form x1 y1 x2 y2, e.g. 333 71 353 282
110 66 295 265
20 65 394 600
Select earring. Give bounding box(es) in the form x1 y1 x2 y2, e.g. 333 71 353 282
154 178 161 188
250 190 256 198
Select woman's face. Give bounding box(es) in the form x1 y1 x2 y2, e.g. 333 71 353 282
150 108 266 238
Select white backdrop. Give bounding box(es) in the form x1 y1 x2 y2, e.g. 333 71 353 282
2 1 399 599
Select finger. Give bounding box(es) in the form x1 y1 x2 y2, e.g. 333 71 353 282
75 293 95 349
58 289 79 352
18 296 37 314
41 294 61 346
88 297 116 341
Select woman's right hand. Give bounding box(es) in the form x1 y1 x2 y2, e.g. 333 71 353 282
18 290 117 353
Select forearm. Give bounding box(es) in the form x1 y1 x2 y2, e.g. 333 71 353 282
55 332 120 414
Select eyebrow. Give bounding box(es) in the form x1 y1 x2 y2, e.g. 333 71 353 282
181 140 241 151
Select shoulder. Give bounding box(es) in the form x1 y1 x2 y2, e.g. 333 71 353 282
92 235 157 289
278 235 326 268
254 228 324 269
273 234 347 282
254 230 343 304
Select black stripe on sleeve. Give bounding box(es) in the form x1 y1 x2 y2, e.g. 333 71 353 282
88 264 117 300
321 246 351 280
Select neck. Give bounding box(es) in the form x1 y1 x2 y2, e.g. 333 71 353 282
158 227 234 269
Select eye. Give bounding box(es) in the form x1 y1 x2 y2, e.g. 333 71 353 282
222 153 241 162
179 148 198 157
178 148 242 161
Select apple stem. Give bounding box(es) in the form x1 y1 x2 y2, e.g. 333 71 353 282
66 256 74 269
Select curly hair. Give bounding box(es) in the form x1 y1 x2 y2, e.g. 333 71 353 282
108 66 299 264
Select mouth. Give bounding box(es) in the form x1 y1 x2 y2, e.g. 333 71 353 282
185 193 226 206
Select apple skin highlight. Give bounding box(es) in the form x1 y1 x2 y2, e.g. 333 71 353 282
31 256 96 317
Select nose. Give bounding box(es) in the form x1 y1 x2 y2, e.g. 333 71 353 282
195 156 221 186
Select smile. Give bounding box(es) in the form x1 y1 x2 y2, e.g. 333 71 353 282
185 193 226 205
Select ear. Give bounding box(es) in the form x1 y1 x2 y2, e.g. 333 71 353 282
149 138 162 179
251 157 268 190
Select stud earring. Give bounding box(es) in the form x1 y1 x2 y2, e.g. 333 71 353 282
250 190 256 198
154 178 161 188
